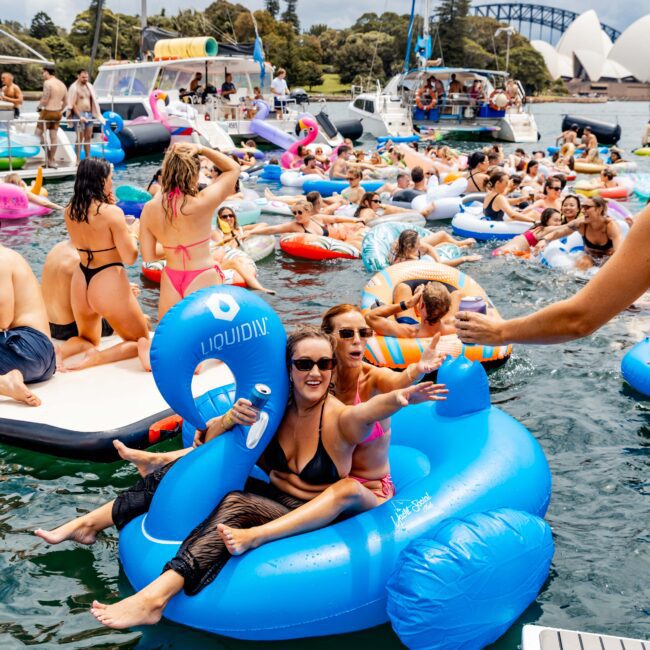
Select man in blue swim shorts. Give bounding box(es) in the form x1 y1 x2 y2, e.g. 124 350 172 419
0 245 56 406
67 69 103 164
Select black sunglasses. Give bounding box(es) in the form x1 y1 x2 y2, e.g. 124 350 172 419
221 213 235 218
370 199 381 204
292 210 305 216
338 327 374 339
291 357 336 372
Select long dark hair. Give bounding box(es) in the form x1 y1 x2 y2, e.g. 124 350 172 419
394 229 419 261
355 192 378 218
67 158 112 223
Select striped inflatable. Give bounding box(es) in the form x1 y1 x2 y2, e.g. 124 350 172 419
279 233 360 260
361 261 512 368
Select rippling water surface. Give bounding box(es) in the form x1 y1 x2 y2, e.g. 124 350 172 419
0 102 649 648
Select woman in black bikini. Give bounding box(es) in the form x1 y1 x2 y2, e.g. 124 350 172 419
482 170 537 223
36 326 441 630
465 151 489 193
59 159 150 370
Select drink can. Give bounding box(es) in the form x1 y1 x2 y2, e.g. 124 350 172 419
249 383 271 410
459 296 487 315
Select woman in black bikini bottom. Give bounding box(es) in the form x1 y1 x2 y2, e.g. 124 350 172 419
36 326 442 629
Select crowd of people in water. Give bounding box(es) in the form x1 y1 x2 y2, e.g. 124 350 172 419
2 121 650 631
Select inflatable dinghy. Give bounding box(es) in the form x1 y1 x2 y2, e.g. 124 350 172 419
0 336 232 461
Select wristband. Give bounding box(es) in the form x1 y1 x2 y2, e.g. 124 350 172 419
399 300 407 311
222 410 234 430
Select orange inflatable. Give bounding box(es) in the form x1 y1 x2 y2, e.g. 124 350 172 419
279 233 360 260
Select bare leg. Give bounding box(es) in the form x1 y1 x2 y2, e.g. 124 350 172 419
218 478 378 555
91 569 184 629
35 500 115 545
64 341 138 371
137 337 151 371
57 335 97 361
113 440 189 477
48 127 59 166
228 259 275 294
0 370 41 406
423 232 475 248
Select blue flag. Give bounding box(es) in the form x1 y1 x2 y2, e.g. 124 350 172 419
254 34 265 86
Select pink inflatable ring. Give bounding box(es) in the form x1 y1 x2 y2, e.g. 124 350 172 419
0 182 51 219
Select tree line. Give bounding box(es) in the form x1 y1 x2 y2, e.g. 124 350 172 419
0 0 551 93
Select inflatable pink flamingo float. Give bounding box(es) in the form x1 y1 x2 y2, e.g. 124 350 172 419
131 90 193 136
280 116 319 169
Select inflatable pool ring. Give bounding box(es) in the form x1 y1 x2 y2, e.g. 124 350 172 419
451 205 531 241
633 147 650 156
279 233 360 260
241 235 275 262
573 180 599 197
116 184 151 218
361 222 432 272
0 182 52 219
230 147 264 161
302 178 383 198
256 198 293 217
365 211 426 228
79 112 126 165
0 157 25 171
141 259 247 287
280 116 319 170
412 195 462 221
598 185 629 200
415 87 436 112
607 199 631 221
361 261 512 368
488 90 508 112
120 319 550 640
218 199 261 226
621 338 650 397
426 177 468 200
442 170 462 184
259 163 282 181
574 160 605 174
387 508 553 649
560 142 575 158
279 171 321 188
0 131 41 158
609 160 637 173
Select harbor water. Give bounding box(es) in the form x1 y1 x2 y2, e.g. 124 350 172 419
0 101 648 648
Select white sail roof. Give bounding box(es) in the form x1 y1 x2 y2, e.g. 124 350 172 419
608 15 650 83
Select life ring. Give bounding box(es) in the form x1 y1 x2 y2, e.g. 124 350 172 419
574 160 605 174
415 88 436 111
0 182 51 220
488 90 508 112
119 315 550 639
621 338 650 397
279 233 360 260
361 261 512 368
141 259 248 287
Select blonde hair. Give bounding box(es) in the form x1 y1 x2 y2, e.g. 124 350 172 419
3 173 23 187
160 144 200 220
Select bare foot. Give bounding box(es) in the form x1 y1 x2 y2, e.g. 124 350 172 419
35 517 98 545
217 523 260 556
263 187 275 200
463 255 482 263
64 348 100 371
90 594 164 630
137 337 151 372
262 288 276 295
113 440 165 477
461 238 476 247
0 370 41 406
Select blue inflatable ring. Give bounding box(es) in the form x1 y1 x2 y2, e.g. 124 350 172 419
621 338 650 396
119 293 552 642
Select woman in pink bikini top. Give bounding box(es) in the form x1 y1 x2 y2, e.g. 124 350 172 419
139 142 241 319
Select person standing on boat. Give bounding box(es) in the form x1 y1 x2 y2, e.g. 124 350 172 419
36 67 68 169
220 73 237 119
271 68 289 120
67 69 104 165
1 73 23 118
0 245 56 406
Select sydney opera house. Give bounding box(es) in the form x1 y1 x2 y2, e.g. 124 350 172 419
531 10 650 99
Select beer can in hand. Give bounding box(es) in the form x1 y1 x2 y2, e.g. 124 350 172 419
249 384 271 410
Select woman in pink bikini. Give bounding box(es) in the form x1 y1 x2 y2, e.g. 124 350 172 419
139 142 240 319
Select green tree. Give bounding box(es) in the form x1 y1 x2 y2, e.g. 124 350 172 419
281 0 299 33
308 24 328 37
318 29 346 66
507 47 551 94
334 31 395 85
43 35 77 61
296 60 323 90
204 1 248 41
0 21 27 35
29 12 58 39
0 29 52 89
265 0 280 19
433 0 471 66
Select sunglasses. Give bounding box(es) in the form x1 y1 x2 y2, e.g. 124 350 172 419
291 357 336 372
221 213 235 218
337 327 374 339
370 199 381 204
292 210 305 216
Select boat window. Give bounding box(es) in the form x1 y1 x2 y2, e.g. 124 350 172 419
159 68 180 90
130 67 159 96
354 98 364 109
364 100 375 114
94 69 118 95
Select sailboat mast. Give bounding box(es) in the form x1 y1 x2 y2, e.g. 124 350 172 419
419 0 430 68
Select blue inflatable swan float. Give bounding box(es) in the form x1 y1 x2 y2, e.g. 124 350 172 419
118 286 552 640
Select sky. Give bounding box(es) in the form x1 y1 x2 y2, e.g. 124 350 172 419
5 0 650 37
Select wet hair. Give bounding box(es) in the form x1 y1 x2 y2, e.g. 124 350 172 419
601 168 616 180
421 282 451 325
354 192 378 218
146 168 162 191
160 144 200 220
588 196 607 214
554 173 567 189
67 158 112 223
305 191 322 207
303 154 316 165
394 229 419 260
526 160 538 174
217 205 240 230
286 325 335 371
296 145 307 158
486 170 509 189
321 304 363 334
411 166 424 184
467 151 486 170
539 208 560 227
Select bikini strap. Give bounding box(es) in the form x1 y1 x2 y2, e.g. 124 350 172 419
167 187 183 219
76 245 117 266
162 237 211 270
318 396 327 439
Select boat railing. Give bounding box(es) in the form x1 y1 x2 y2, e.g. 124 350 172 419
409 92 509 122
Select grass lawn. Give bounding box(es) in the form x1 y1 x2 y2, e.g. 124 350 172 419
308 73 350 94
